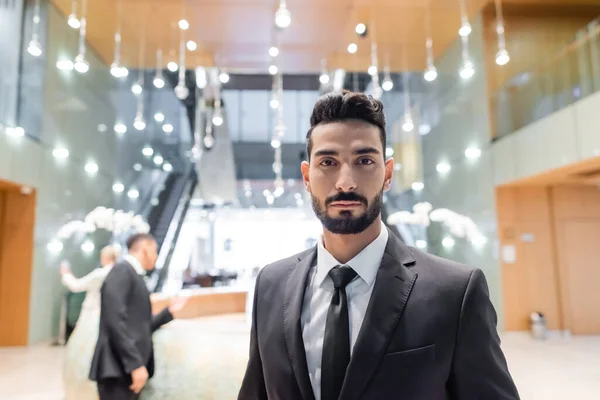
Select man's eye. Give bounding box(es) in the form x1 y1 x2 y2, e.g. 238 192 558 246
358 158 374 165
320 159 335 166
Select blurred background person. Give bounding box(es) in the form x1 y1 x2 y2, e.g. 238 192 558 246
60 245 120 400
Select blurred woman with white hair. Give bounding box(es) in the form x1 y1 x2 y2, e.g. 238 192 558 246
60 244 120 400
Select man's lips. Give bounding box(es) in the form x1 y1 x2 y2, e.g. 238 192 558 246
329 201 363 207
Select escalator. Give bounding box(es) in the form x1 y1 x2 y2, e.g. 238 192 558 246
147 166 197 292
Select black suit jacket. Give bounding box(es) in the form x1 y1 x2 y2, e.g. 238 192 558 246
89 260 173 381
239 229 520 400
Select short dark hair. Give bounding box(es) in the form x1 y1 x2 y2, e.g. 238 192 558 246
126 233 155 251
306 90 386 160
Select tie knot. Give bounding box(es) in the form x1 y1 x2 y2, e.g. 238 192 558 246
328 265 357 289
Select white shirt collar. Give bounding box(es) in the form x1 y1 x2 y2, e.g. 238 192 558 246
124 254 145 276
316 222 389 288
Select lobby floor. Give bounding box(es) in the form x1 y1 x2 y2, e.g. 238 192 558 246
1 315 599 399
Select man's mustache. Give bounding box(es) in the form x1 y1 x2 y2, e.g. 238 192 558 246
325 192 367 206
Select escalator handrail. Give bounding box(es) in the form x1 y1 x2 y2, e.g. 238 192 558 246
152 168 196 290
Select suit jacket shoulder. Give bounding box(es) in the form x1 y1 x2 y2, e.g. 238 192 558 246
407 246 476 294
259 247 314 285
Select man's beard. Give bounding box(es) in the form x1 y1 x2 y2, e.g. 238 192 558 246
311 189 383 235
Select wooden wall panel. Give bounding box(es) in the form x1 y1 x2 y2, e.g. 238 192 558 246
551 186 600 334
497 184 600 333
0 188 36 346
496 186 562 330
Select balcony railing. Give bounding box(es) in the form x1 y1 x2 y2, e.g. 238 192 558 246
492 17 600 140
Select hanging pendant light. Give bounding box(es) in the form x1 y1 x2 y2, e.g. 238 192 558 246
27 0 43 57
274 0 291 29
153 49 165 88
174 36 189 99
458 0 472 37
494 0 510 66
459 35 475 80
74 19 89 73
67 0 80 29
423 9 438 82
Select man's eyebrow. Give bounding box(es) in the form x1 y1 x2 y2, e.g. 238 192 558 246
313 149 338 157
353 147 380 155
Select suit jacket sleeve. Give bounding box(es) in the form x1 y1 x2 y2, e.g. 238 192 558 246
238 268 268 400
101 265 145 374
151 307 174 332
448 269 520 400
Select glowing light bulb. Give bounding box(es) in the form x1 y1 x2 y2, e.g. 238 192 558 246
27 40 42 57
459 22 472 37
153 76 165 89
495 48 510 66
382 79 393 91
275 5 291 28
167 62 178 72
424 66 438 82
68 14 80 29
186 40 197 51
355 23 366 35
178 19 189 30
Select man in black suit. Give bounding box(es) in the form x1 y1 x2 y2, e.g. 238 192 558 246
238 90 520 400
89 233 187 399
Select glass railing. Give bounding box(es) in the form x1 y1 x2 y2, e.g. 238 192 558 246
492 17 600 140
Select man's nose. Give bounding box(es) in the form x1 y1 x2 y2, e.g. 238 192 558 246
335 164 357 192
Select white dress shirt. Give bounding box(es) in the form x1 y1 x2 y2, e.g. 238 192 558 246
301 224 389 400
124 254 145 275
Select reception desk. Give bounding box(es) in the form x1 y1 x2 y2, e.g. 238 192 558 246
150 286 248 319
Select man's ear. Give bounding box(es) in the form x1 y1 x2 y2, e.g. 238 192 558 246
384 157 394 192
301 161 311 192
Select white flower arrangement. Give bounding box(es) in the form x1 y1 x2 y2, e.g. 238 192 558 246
57 206 150 240
387 202 487 245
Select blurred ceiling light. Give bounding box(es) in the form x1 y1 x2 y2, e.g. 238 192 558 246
186 40 197 51
112 182 124 193
355 23 367 35
167 62 178 72
162 123 174 133
424 65 438 82
178 19 189 30
56 59 74 71
84 161 99 174
127 188 140 199
52 147 69 159
412 181 424 191
274 1 291 29
219 71 230 84
114 123 127 134
142 146 154 157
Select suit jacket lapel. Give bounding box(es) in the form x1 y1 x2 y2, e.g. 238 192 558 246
283 247 317 400
340 231 417 400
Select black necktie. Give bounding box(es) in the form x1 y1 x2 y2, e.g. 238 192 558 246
321 265 357 400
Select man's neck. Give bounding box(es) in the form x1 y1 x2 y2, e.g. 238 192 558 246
322 218 382 264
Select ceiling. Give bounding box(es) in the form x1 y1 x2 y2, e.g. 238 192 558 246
49 0 598 74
